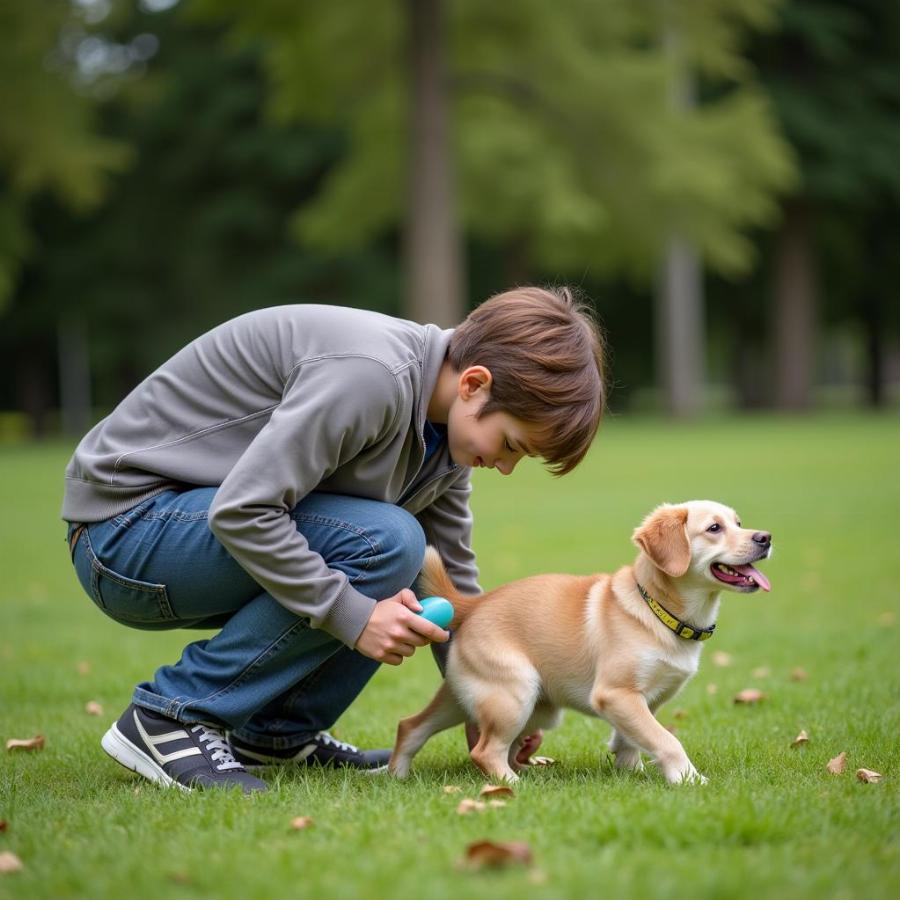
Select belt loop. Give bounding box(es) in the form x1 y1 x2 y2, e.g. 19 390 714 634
69 524 86 560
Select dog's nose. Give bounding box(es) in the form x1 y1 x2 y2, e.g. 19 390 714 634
752 531 771 547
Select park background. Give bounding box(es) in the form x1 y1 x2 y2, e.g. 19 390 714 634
1 1 898 898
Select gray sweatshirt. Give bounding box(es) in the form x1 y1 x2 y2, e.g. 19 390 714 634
61 304 479 647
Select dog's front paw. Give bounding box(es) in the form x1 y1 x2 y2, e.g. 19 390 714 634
672 766 707 785
613 749 644 772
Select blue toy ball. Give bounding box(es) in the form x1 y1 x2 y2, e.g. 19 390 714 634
417 595 454 629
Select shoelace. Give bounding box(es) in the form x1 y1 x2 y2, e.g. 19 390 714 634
191 725 244 771
315 731 360 753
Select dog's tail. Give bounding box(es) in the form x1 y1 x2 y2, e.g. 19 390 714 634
419 546 481 629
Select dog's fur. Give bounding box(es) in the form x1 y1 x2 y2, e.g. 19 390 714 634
389 501 772 784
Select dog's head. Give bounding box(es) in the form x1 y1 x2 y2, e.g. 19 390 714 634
632 501 772 593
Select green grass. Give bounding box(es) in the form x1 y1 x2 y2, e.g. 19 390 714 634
1 413 898 899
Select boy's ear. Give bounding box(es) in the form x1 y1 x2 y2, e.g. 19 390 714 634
632 505 691 577
458 365 492 400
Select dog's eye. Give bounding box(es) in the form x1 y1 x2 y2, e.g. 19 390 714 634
707 523 722 533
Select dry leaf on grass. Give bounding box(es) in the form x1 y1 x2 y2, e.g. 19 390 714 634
706 683 718 695
463 840 533 869
487 800 507 809
85 701 103 716
752 667 771 679
5 735 44 752
479 784 514 799
733 689 766 705
826 752 847 775
529 756 556 767
0 852 23 874
456 799 487 815
856 768 882 784
877 611 896 627
0 820 7 832
790 667 808 682
673 708 688 720
290 817 314 830
76 661 91 675
443 785 462 794
791 730 809 748
712 651 732 667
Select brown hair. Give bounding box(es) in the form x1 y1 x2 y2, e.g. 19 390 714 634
448 286 607 475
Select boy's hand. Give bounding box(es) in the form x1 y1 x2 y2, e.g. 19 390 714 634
355 589 450 666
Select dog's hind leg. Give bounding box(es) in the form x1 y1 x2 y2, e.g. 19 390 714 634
470 682 540 783
389 683 466 778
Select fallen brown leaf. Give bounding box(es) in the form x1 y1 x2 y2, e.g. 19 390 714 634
479 784 514 799
672 708 688 720
752 666 771 679
464 840 532 869
442 785 462 794
5 735 44 752
790 667 808 682
290 816 314 830
826 751 847 775
733 689 766 705
76 661 91 675
791 730 809 748
712 651 732 667
168 872 191 885
856 768 882 784
529 755 556 766
0 820 7 832
85 701 103 716
456 798 486 815
877 611 896 627
0 851 23 874
706 683 718 695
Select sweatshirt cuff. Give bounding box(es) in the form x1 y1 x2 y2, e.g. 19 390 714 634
320 581 378 648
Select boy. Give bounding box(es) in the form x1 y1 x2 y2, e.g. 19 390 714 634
62 286 605 793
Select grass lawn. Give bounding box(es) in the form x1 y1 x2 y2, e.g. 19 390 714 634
1 413 898 899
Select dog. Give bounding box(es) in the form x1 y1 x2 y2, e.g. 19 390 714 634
389 501 772 785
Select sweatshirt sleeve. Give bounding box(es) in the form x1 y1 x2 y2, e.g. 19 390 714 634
416 469 481 595
208 356 402 647
417 469 481 677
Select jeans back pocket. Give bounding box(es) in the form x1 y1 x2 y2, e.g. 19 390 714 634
76 528 177 629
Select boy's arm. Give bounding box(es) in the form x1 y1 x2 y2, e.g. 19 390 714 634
415 470 481 676
208 357 402 648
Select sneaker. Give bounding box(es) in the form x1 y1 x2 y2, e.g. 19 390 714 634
101 704 267 794
229 731 391 772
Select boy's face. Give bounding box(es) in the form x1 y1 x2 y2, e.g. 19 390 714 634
446 367 539 475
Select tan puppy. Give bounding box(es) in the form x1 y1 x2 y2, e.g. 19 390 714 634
389 501 772 785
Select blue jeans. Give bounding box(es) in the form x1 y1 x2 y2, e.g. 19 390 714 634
68 488 426 750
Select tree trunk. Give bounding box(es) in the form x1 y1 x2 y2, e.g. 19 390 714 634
656 235 705 416
406 0 464 327
58 311 92 436
772 199 816 410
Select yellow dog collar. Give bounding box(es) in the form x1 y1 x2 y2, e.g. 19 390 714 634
636 582 716 641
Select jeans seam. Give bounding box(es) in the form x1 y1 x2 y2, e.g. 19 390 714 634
173 616 313 715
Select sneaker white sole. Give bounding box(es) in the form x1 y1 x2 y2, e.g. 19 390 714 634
101 723 191 792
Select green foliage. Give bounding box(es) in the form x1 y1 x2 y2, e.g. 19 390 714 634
0 0 129 309
193 0 796 280
2 414 899 898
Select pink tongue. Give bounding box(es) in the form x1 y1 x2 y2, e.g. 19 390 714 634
732 564 771 592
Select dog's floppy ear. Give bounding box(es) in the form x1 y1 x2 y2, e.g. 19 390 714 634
632 505 691 577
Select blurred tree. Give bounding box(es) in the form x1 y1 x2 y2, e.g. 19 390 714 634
192 0 794 374
0 0 128 311
0 0 400 434
752 0 900 408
